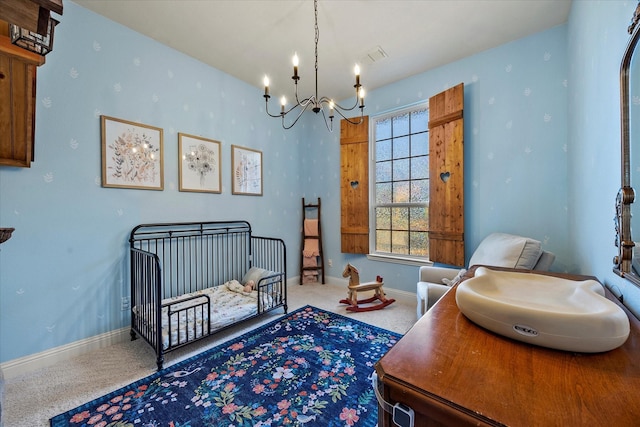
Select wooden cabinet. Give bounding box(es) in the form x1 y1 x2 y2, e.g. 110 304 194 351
0 0 63 37
0 0 63 167
375 266 640 426
0 31 44 167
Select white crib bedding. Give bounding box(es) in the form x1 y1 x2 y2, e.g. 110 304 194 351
160 280 268 350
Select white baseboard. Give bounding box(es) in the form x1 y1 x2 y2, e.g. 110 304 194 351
1 278 294 379
2 280 302 379
0 327 130 380
2 277 415 380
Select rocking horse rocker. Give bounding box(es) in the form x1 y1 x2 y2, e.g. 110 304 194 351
340 263 395 312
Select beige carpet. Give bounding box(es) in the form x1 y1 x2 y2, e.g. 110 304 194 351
3 280 416 427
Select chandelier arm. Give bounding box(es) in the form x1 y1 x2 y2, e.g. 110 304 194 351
294 79 305 106
282 101 314 130
266 95 317 118
265 99 285 118
332 106 365 125
319 108 334 132
296 96 317 109
319 96 360 112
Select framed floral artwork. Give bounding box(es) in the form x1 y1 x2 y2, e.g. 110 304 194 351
101 115 164 190
178 133 222 193
231 145 262 196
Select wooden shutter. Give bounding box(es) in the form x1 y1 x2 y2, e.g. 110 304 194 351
429 83 464 266
340 116 369 254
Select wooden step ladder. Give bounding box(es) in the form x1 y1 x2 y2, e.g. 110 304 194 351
300 198 325 285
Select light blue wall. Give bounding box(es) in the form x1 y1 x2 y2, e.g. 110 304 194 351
316 25 570 287
567 0 640 318
2 1 640 364
0 2 306 362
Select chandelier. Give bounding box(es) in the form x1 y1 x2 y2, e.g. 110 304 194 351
262 0 365 131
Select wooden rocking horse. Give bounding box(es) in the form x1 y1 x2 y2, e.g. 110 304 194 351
340 263 395 312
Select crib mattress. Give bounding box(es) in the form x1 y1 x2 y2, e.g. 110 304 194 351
159 281 268 350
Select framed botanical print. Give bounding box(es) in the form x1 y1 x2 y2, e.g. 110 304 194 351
231 145 262 196
178 133 222 193
101 115 164 190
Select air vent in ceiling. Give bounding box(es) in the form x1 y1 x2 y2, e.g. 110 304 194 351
364 46 388 63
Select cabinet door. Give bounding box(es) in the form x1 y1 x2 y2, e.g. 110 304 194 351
0 50 37 167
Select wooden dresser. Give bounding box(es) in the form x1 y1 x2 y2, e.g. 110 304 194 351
375 267 640 426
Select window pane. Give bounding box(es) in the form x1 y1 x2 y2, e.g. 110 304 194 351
372 103 429 259
376 230 391 252
409 206 428 230
393 112 410 137
392 181 410 203
391 207 408 230
410 179 429 203
376 138 392 161
376 160 392 183
376 117 391 141
411 155 428 180
376 207 391 229
393 136 410 159
411 132 428 156
393 158 410 181
376 182 392 204
411 109 428 133
392 231 409 254
409 231 429 256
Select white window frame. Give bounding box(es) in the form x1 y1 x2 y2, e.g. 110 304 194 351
367 102 432 267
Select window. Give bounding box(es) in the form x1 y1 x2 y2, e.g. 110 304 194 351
371 104 429 260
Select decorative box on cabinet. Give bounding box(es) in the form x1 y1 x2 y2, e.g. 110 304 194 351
375 266 640 426
0 0 63 37
0 31 43 167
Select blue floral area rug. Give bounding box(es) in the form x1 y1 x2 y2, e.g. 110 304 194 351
50 305 401 427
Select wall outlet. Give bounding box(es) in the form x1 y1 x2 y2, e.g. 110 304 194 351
121 296 130 311
328 259 333 267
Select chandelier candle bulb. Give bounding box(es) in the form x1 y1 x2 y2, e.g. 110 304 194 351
281 96 286 114
263 76 270 97
359 87 365 107
354 64 360 86
293 53 299 79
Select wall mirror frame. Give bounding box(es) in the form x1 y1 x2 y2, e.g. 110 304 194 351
614 1 640 286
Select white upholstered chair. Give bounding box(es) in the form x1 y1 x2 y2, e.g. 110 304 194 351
416 233 555 319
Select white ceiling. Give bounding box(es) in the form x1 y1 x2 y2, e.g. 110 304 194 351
73 0 572 102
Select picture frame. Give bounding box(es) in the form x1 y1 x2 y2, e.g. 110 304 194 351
231 145 263 196
178 133 222 193
101 115 164 190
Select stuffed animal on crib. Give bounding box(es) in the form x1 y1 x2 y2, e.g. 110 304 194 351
226 279 255 294
243 280 255 293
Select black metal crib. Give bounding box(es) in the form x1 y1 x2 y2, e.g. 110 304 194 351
129 221 287 370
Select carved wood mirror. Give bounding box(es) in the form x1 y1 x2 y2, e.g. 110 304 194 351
614 2 640 286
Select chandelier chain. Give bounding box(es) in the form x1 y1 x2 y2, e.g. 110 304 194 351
315 0 319 77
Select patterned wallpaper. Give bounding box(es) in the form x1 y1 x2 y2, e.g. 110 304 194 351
313 25 570 285
0 2 306 363
2 1 638 364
